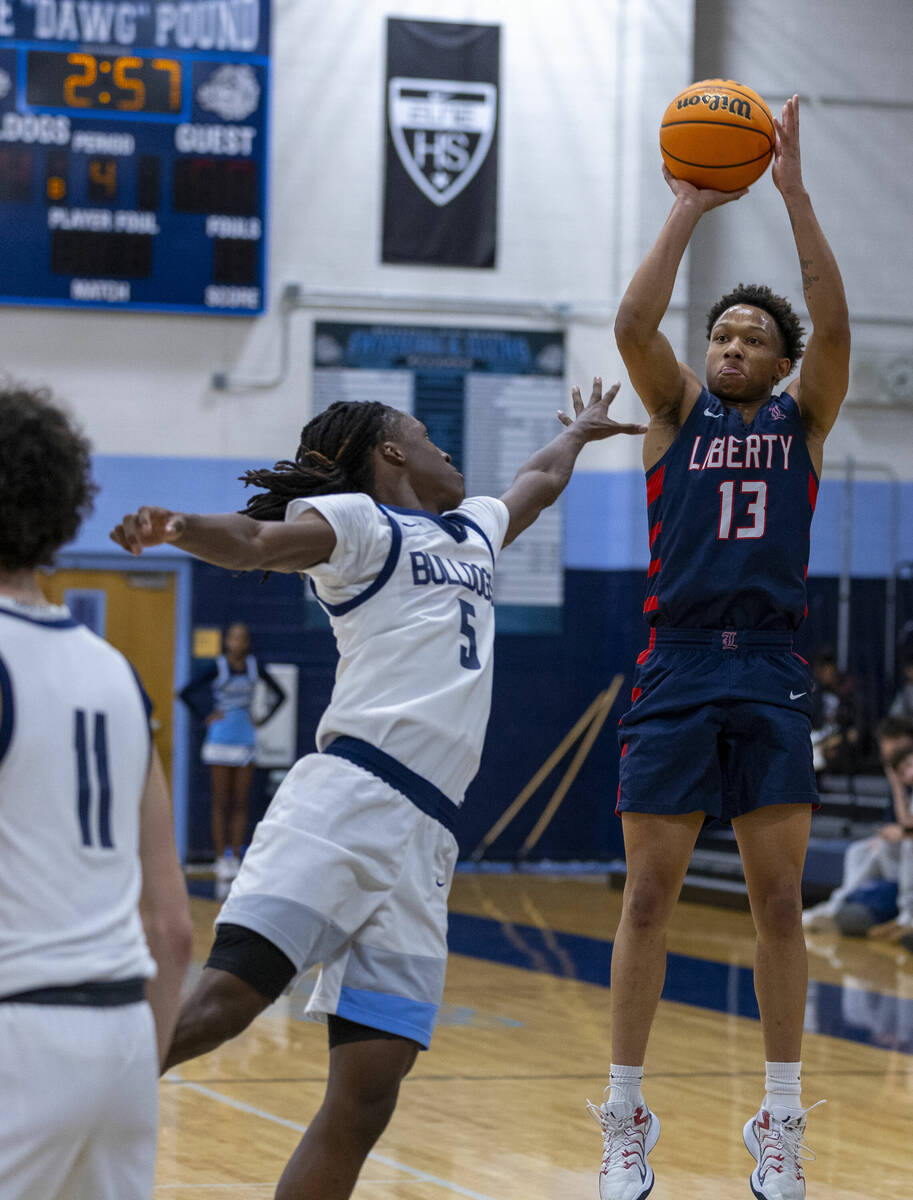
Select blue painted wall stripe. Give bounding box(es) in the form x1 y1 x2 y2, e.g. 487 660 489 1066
78 455 913 578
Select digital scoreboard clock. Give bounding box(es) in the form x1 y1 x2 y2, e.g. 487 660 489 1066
0 1 269 314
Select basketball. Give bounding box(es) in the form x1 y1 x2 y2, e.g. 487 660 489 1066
660 78 775 191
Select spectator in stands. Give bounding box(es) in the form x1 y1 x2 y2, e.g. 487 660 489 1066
809 648 857 773
867 740 913 946
802 715 913 931
888 648 913 721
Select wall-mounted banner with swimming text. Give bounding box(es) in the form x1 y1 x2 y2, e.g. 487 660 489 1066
382 18 500 268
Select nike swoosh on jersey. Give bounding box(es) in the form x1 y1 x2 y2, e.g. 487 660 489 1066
789 690 807 700
703 408 724 418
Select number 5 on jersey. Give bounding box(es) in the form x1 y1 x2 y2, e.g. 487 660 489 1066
74 709 115 849
458 599 481 670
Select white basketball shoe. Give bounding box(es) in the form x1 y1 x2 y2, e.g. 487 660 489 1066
587 1093 660 1200
801 902 837 932
742 1101 824 1199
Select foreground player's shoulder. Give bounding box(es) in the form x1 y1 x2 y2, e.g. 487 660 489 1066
292 493 394 593
285 491 379 529
451 496 510 558
288 492 386 564
85 629 154 718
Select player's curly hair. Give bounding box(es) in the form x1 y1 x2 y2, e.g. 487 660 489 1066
706 283 806 368
241 401 402 521
0 385 97 571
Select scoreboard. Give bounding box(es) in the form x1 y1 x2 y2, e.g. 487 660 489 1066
0 0 269 314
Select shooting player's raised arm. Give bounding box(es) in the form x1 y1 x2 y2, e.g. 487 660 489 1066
615 170 747 421
775 96 850 446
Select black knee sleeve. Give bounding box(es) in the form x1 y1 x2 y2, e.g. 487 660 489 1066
327 1015 412 1050
206 923 296 1002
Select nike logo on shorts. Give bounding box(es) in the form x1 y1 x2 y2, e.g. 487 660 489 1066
789 690 807 700
435 879 447 887
704 408 724 418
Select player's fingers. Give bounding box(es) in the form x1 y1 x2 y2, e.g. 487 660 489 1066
589 376 602 406
118 513 143 555
604 421 649 436
571 385 584 416
165 514 185 540
661 164 680 191
617 422 649 435
556 410 572 426
602 380 621 405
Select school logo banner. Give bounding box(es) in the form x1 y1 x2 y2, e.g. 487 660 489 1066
383 19 500 268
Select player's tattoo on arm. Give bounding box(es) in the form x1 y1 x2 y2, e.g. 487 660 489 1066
800 257 820 293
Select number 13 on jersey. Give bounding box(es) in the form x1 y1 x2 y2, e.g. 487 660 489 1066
718 480 767 540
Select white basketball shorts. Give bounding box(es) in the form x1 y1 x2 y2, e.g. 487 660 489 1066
0 1000 158 1200
216 752 459 1048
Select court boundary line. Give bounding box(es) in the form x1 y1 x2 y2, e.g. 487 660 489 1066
176 1081 500 1200
165 1064 891 1088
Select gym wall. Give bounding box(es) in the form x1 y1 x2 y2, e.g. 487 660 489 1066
11 0 911 860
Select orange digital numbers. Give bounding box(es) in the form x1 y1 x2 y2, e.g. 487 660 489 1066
113 57 144 110
88 158 118 202
152 59 181 111
37 51 181 113
63 53 96 107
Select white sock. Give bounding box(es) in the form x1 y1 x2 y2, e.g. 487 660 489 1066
607 1063 645 1111
764 1061 802 1112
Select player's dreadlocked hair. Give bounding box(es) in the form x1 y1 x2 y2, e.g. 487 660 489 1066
706 283 806 369
0 384 97 571
241 400 401 521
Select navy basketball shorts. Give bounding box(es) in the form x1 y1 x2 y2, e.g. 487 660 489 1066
617 628 818 821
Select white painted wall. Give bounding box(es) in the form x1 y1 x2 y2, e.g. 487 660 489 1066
4 0 910 482
687 0 913 479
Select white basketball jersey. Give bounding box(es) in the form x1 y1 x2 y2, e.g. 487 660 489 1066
0 598 156 996
287 494 510 805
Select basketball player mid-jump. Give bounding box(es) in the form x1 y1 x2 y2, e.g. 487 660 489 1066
112 385 645 1200
591 95 850 1200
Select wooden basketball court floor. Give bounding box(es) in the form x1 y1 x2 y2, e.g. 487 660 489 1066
157 874 913 1199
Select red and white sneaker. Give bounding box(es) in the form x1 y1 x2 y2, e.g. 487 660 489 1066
742 1101 824 1199
586 1094 660 1200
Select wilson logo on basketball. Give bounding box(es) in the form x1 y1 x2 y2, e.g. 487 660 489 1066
676 92 752 120
388 76 497 207
660 78 775 192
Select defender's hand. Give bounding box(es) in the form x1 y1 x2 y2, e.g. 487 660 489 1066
111 506 186 555
662 164 748 211
772 94 804 198
557 378 647 441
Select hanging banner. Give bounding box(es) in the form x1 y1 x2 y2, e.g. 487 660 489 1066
382 18 500 268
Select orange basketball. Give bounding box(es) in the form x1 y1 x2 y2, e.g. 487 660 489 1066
660 79 775 192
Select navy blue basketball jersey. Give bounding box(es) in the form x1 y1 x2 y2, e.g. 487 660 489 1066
642 387 818 630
